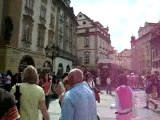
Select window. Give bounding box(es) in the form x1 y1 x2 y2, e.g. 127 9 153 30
84 36 90 47
79 57 82 65
48 30 54 47
155 49 158 57
152 61 155 68
50 13 55 28
51 0 55 11
25 0 34 9
58 34 62 43
40 5 46 20
84 52 90 64
66 19 69 28
59 15 63 23
85 28 89 33
22 24 32 43
156 61 158 68
37 25 45 47
59 26 63 34
42 0 47 4
79 15 82 17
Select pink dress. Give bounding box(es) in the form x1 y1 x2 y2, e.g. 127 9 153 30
115 85 134 120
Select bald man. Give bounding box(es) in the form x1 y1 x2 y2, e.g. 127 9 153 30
61 68 97 120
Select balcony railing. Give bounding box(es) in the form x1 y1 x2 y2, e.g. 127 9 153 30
58 49 74 61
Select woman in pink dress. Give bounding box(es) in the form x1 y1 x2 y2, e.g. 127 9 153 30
114 73 136 120
41 73 52 109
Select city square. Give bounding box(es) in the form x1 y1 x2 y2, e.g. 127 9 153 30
0 0 160 120
46 89 160 120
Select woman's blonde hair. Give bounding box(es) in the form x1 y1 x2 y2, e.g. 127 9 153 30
23 65 38 84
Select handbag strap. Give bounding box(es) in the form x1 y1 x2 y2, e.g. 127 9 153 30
87 82 92 90
14 84 21 112
87 81 95 91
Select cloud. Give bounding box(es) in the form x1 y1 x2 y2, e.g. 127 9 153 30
71 0 160 52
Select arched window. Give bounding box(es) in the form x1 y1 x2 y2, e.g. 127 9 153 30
19 55 35 72
84 52 90 64
66 65 70 72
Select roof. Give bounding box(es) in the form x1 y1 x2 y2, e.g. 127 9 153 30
138 22 157 31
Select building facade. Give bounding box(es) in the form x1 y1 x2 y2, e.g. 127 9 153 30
0 0 77 76
76 12 113 71
150 22 160 73
131 22 157 74
117 49 132 71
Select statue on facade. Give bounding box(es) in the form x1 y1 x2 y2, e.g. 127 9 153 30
4 16 13 40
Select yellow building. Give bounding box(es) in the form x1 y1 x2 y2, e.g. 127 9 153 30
0 0 77 75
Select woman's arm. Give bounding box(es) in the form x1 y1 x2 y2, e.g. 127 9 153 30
39 100 50 120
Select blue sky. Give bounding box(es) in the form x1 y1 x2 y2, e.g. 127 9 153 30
71 0 160 52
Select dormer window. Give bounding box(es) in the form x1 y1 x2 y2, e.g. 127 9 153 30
83 21 86 24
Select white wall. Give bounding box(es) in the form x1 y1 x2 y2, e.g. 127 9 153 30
55 57 72 73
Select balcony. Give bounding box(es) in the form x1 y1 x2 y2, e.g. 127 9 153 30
58 48 74 61
84 45 90 48
39 16 46 24
97 57 113 64
25 6 34 16
49 23 54 29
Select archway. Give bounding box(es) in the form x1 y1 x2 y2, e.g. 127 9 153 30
42 61 52 73
19 55 35 72
57 63 63 79
66 65 70 72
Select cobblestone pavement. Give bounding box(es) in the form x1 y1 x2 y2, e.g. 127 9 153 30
44 89 160 120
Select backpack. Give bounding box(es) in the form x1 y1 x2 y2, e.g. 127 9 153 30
14 84 21 112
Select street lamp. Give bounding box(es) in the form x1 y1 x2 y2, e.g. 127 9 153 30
45 44 59 72
117 53 122 72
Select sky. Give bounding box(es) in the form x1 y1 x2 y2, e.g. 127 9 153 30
70 0 160 52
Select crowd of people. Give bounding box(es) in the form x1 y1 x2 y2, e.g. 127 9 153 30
1 65 160 120
0 70 22 92
0 66 99 120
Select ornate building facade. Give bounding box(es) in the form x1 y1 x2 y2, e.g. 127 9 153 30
76 12 114 75
131 22 157 74
150 22 160 73
0 0 77 75
116 49 132 71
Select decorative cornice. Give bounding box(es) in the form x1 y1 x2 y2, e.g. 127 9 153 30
38 23 46 29
0 45 45 56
